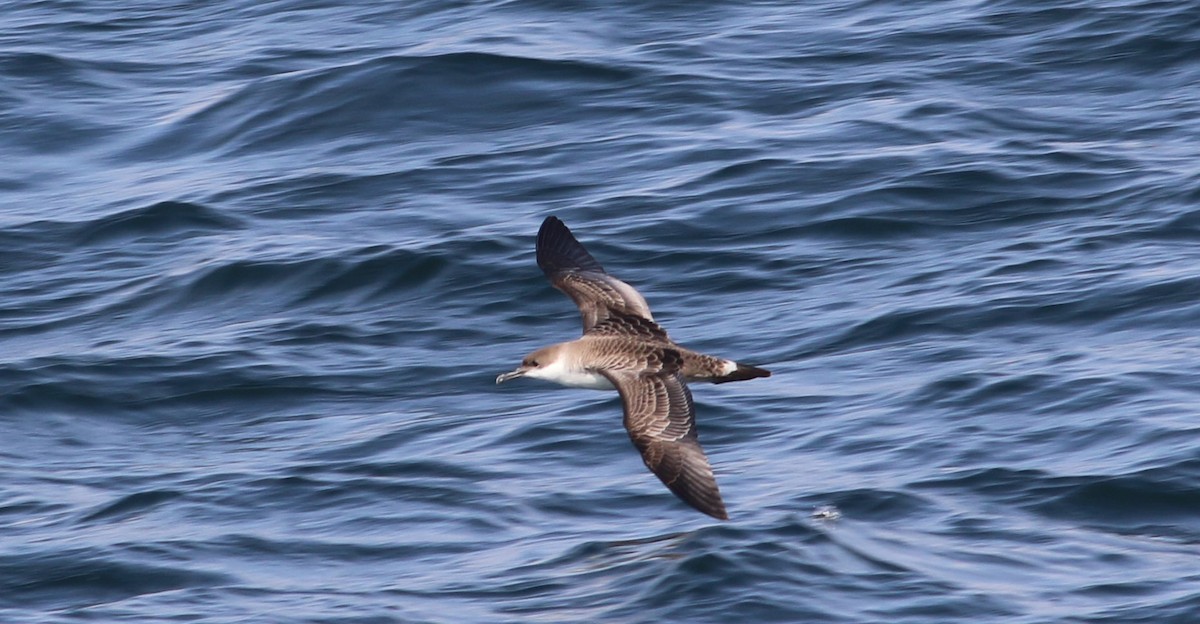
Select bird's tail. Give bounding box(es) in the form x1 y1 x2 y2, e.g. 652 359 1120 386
711 361 771 384
681 351 772 384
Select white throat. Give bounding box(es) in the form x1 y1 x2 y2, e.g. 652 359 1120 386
525 357 614 390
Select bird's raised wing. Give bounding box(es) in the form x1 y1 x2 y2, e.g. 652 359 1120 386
537 216 654 334
598 347 728 520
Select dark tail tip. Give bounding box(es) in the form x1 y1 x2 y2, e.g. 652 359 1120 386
712 363 771 384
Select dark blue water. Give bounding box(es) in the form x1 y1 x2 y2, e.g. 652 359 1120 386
3 1 1200 622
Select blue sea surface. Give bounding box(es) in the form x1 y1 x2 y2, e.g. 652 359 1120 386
3 1 1200 622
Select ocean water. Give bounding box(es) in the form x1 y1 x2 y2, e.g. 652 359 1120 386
3 0 1200 622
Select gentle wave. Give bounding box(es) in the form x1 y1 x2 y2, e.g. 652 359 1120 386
3 0 1200 622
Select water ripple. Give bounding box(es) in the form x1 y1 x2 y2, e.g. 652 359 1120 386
3 0 1200 622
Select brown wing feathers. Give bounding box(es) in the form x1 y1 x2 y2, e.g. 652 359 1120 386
600 347 728 520
614 370 728 520
536 216 655 333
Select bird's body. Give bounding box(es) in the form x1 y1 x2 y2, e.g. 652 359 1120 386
497 216 770 520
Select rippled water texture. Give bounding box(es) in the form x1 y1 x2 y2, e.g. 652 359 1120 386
3 1 1200 622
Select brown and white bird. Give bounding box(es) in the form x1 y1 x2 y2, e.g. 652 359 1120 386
496 216 770 520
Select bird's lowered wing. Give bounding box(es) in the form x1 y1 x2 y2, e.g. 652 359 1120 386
599 350 727 520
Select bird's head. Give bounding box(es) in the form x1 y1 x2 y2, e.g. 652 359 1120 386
495 344 563 384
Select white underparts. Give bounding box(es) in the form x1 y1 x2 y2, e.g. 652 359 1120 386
524 358 615 390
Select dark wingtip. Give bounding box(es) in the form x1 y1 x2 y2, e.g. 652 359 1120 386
536 215 605 275
664 480 729 520
658 447 730 521
674 484 729 520
706 503 730 521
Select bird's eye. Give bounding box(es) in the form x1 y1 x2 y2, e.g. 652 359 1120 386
528 359 539 367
